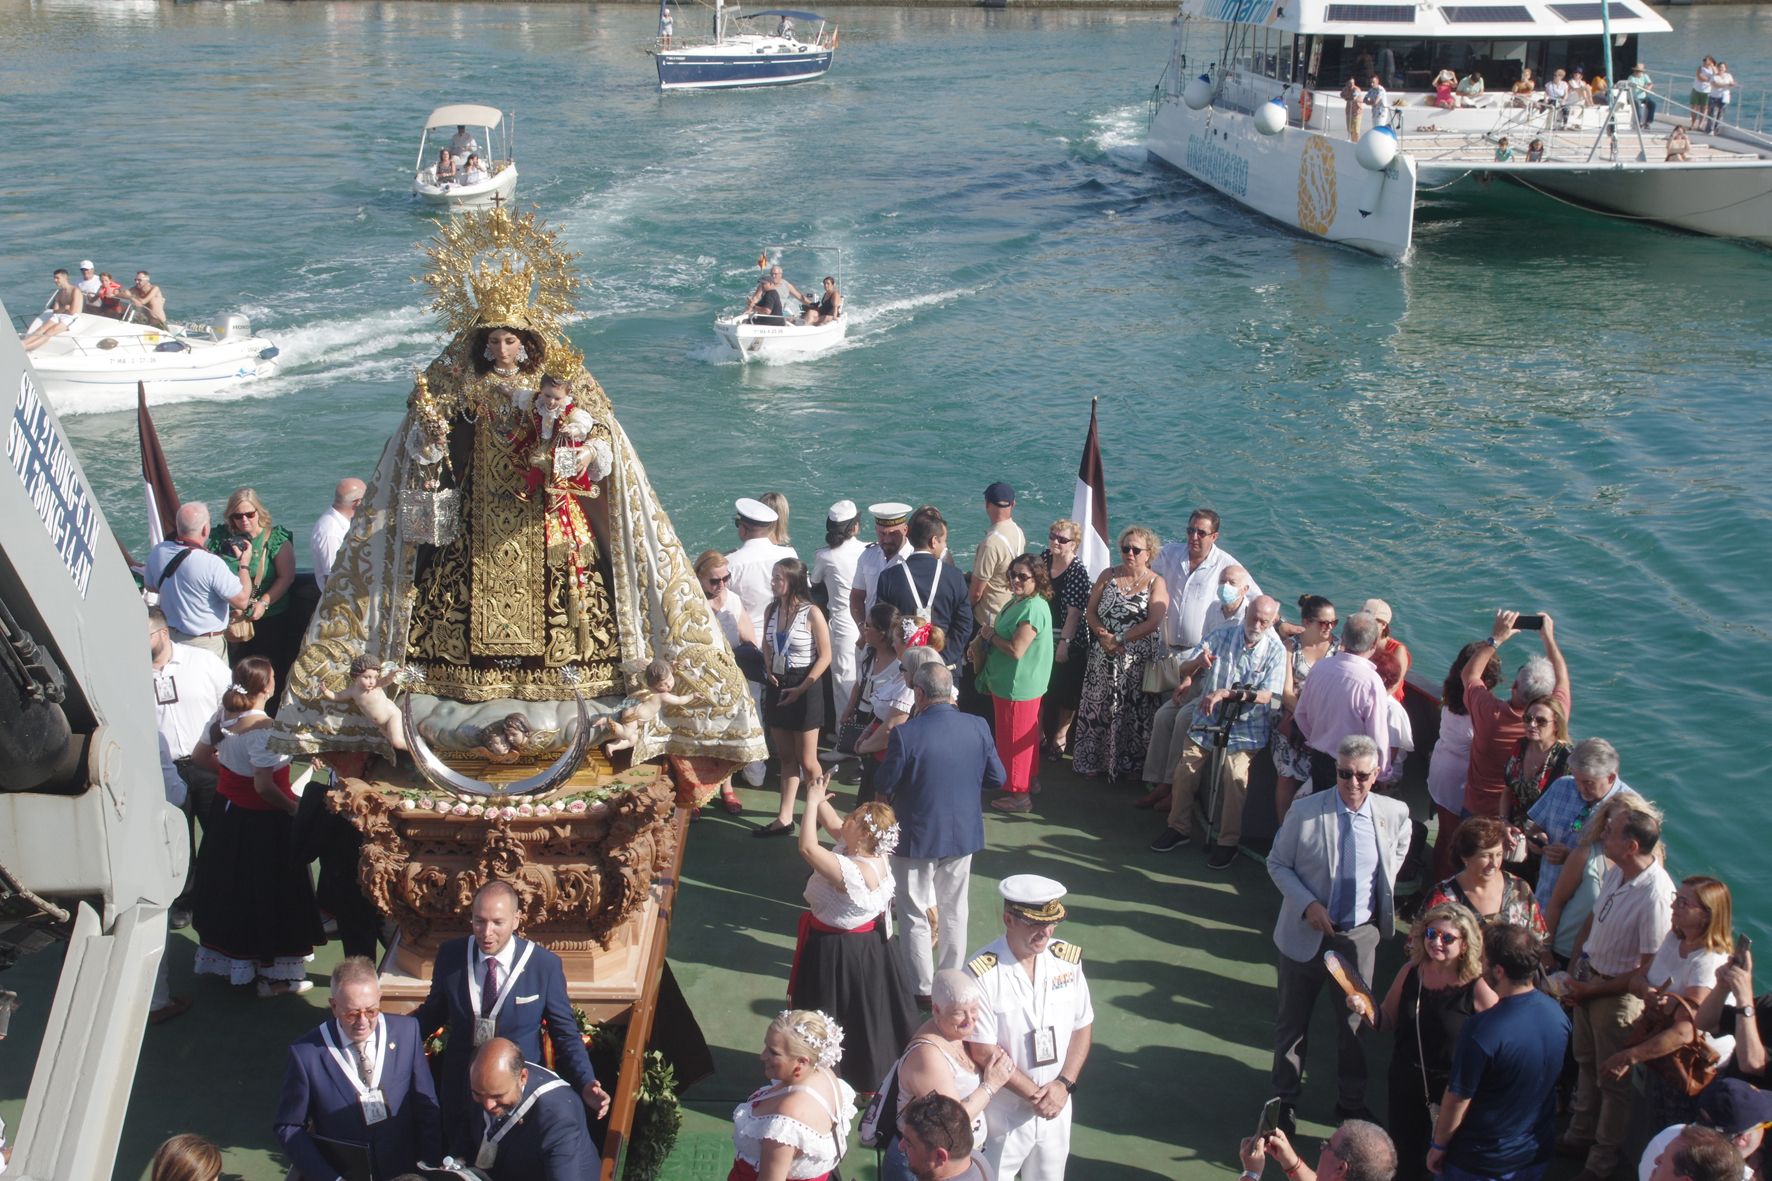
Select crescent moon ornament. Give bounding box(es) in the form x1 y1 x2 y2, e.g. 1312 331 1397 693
402 693 596 798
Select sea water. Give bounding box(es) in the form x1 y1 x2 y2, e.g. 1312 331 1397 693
2 1 1770 897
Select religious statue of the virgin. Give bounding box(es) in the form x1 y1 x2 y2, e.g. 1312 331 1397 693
273 208 763 775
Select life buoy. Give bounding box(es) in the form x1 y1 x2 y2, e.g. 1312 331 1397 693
1298 89 1315 124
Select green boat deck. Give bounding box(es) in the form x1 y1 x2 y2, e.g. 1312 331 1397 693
0 758 1590 1180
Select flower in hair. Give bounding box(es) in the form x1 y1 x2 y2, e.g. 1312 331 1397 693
861 811 901 857
779 1009 845 1070
229 682 247 694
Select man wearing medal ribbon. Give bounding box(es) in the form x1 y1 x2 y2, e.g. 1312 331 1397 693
466 1038 600 1179
412 882 609 1157
963 874 1094 1181
274 957 441 1179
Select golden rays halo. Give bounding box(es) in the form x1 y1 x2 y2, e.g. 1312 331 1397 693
417 207 585 340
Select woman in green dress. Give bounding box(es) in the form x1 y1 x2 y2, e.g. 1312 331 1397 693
210 487 299 707
976 553 1053 813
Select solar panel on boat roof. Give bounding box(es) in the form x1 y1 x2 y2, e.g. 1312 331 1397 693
1441 4 1533 21
1324 3 1415 20
1547 1 1636 19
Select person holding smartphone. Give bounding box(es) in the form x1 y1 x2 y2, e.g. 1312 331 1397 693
1460 610 1570 825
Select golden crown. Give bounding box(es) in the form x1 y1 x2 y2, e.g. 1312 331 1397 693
418 206 584 341
468 256 538 331
541 341 584 382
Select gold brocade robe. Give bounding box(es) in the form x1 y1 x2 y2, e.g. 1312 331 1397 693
404 376 619 701
270 345 765 767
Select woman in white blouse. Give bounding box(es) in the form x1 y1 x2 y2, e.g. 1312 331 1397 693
1602 875 1734 1126
790 777 920 1092
730 1009 856 1181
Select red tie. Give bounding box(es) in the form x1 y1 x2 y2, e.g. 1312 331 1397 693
481 957 499 1019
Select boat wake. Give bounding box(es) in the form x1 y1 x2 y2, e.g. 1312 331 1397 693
1080 105 1151 170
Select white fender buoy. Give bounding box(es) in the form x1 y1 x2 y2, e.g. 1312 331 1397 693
1355 125 1399 171
1255 97 1288 135
1183 74 1214 110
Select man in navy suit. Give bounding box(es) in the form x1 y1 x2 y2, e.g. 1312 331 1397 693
274 956 441 1180
875 505 975 670
412 882 609 1157
876 661 1004 1003
468 1038 599 1181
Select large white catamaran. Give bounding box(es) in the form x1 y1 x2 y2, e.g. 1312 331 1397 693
1146 0 1772 258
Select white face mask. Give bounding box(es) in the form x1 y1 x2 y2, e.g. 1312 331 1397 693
1218 583 1242 606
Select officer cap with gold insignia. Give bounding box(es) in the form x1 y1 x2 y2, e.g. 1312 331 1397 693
868 501 913 527
735 497 779 525
1000 874 1067 924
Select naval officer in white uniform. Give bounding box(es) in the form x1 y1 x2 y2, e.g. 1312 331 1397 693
964 875 1093 1181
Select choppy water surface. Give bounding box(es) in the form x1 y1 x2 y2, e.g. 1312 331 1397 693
2 1 1770 888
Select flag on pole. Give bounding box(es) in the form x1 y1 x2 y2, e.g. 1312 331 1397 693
138 383 180 547
1071 398 1111 578
757 249 769 269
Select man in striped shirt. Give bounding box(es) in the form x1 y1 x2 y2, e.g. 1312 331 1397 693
1562 804 1675 1181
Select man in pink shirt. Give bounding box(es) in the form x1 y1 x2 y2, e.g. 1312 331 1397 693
1460 610 1571 823
1293 611 1390 795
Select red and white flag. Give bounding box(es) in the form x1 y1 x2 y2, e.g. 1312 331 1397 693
138 383 180 547
1071 398 1111 578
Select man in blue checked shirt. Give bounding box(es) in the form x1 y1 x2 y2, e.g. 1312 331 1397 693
1148 595 1286 869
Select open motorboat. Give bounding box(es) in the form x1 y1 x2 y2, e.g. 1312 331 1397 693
1145 0 1772 258
712 246 848 360
655 0 837 90
18 306 279 411
411 104 518 209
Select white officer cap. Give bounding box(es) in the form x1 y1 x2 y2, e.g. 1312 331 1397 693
735 497 779 524
868 501 913 525
999 874 1067 923
827 499 858 524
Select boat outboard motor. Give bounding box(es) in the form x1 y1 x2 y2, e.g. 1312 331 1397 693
0 597 74 793
213 313 252 341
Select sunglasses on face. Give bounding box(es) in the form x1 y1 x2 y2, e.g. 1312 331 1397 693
1336 768 1376 782
1185 527 1215 538
228 510 257 520
1049 534 1074 544
704 574 731 586
1423 929 1461 945
1120 545 1144 555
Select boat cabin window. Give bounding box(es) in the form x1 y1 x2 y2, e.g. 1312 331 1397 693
1242 29 1309 81
1312 33 1636 90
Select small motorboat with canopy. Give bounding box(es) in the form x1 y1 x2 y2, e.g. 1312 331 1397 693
654 0 837 90
411 104 518 209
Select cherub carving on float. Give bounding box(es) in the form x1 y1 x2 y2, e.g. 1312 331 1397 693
321 656 410 752
600 658 698 756
272 207 764 780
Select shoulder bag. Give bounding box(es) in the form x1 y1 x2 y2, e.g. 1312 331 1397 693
1624 991 1719 1096
226 538 270 644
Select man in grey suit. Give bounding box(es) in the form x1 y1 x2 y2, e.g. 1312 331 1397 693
1266 733 1412 1131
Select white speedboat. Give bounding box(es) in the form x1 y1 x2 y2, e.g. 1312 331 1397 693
1146 0 1772 258
655 2 836 90
411 104 518 209
713 247 848 361
19 309 279 411
713 311 847 359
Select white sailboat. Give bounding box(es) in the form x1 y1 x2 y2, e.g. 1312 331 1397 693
1146 0 1772 258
